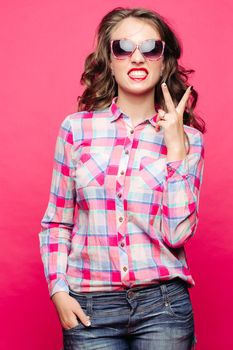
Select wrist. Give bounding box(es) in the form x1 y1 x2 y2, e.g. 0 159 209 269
166 147 186 162
51 291 69 303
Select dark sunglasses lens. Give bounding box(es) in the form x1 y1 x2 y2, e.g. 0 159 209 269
141 40 163 58
112 40 134 57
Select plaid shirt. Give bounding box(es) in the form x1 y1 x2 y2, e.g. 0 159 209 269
39 97 205 298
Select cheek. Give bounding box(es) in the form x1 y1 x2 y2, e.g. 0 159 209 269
150 61 162 70
112 62 128 80
112 59 124 68
149 63 163 79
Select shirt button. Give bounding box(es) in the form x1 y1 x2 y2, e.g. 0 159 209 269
117 192 122 198
120 242 125 247
119 217 124 222
125 150 129 155
120 170 124 175
123 266 127 272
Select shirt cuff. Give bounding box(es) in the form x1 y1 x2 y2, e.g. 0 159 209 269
165 156 189 180
49 278 70 299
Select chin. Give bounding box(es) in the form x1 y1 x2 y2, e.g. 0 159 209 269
122 86 155 96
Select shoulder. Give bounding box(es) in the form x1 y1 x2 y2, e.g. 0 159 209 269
184 125 204 147
183 125 205 159
58 108 111 141
61 108 110 126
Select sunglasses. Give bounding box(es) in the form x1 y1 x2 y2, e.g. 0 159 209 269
110 39 165 61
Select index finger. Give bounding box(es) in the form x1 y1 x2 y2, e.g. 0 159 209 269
161 82 176 113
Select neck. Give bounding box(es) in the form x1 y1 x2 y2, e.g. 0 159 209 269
116 90 157 122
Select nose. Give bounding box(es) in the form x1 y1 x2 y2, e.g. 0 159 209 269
130 47 145 63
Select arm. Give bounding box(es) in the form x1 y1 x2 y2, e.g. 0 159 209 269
39 116 76 298
160 130 205 248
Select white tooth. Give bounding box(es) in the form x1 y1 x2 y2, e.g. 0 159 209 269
129 70 147 77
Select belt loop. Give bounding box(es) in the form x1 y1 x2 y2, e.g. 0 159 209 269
86 295 93 317
160 283 169 306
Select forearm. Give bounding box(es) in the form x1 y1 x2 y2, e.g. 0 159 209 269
161 166 200 248
39 227 72 298
161 132 204 248
166 131 188 162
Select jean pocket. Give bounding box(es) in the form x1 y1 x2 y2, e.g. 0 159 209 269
62 320 85 334
167 289 194 320
69 290 88 310
75 152 109 189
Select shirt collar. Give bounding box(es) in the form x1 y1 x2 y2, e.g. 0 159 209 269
109 96 159 127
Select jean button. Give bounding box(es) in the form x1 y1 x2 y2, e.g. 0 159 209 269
127 291 134 299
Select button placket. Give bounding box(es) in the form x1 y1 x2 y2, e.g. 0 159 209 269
116 123 134 284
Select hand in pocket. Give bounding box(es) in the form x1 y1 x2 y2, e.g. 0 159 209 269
51 291 91 330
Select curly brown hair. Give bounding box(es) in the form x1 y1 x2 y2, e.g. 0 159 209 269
77 7 206 133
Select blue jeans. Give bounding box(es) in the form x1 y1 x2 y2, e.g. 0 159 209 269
62 278 197 350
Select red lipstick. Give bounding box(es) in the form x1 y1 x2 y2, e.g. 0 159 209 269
127 68 148 81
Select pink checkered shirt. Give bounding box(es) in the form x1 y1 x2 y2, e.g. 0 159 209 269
39 97 205 298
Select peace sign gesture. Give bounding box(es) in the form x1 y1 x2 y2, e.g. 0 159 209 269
156 83 192 153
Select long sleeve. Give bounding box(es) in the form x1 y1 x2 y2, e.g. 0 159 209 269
160 130 205 248
39 116 76 298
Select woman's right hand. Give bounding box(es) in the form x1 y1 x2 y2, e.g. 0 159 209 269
51 291 91 330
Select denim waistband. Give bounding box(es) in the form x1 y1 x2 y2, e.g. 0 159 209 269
69 277 187 298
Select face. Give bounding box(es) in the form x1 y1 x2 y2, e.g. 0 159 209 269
109 17 165 98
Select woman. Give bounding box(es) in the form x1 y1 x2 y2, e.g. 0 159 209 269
39 7 206 350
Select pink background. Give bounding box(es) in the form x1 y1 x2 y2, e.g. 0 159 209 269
1 0 232 349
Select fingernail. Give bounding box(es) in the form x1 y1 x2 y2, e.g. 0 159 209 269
85 317 91 326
